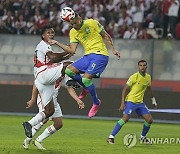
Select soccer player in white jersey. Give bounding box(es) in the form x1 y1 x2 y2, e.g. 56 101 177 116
22 25 85 148
23 64 84 150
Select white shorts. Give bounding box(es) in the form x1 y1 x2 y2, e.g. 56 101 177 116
34 63 64 107
37 90 63 119
35 79 54 107
35 63 63 85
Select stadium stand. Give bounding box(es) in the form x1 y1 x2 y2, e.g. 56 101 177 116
0 0 179 80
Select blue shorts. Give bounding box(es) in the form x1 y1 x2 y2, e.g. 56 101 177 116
72 53 109 78
123 101 150 116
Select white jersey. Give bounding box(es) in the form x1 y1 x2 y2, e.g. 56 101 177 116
34 40 63 85
34 40 52 76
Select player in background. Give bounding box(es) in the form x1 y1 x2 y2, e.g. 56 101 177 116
22 25 84 143
107 60 158 144
49 10 120 118
23 67 84 150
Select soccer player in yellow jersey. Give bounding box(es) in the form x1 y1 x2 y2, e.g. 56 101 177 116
49 11 120 118
107 60 158 144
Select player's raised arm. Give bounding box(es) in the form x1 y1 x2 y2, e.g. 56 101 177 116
100 29 120 59
46 51 72 63
48 39 78 54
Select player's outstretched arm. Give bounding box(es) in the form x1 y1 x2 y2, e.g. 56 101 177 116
48 39 78 54
46 51 72 63
26 84 38 108
100 29 120 59
66 87 85 109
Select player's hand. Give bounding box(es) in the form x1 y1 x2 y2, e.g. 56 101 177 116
151 97 157 109
48 39 57 45
77 101 85 109
26 99 35 108
119 103 125 111
113 50 120 60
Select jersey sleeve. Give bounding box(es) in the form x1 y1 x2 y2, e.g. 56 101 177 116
126 74 135 87
69 29 79 43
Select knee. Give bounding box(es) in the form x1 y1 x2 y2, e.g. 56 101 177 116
65 68 75 77
149 118 153 124
45 108 55 118
54 123 63 130
122 114 130 123
146 118 153 124
82 78 92 87
57 123 63 130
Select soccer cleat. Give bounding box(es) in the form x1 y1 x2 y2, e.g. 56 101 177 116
66 80 81 89
34 140 46 150
139 136 152 145
22 138 32 150
106 138 115 144
79 88 88 99
22 122 32 138
88 100 101 118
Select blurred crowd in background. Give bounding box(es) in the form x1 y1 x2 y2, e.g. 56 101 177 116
0 0 180 39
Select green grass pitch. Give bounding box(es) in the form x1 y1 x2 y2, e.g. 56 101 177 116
0 115 179 154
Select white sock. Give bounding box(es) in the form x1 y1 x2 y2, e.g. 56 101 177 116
141 135 146 139
36 125 57 143
25 122 44 142
32 122 44 136
28 112 46 127
109 135 114 138
26 137 32 143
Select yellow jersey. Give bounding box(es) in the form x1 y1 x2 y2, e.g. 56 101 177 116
125 72 151 103
69 19 109 56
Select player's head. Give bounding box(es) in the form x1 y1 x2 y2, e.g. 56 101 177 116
138 59 147 74
69 12 82 30
41 25 55 41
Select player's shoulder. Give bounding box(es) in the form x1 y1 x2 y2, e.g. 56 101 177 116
130 72 138 78
127 73 137 83
85 18 98 25
70 27 76 34
37 40 46 47
145 73 151 79
36 40 50 51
